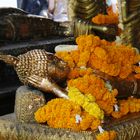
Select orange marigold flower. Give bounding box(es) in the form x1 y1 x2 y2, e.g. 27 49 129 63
68 68 80 79
91 118 101 130
119 100 129 115
97 100 114 115
77 51 91 67
68 67 93 80
134 74 140 79
96 131 109 140
109 130 117 140
111 111 122 119
96 130 117 140
92 14 118 25
94 47 107 60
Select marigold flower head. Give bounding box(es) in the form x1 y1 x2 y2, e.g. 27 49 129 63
96 130 117 140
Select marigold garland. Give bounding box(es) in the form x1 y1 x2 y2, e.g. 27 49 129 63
68 74 118 115
92 6 119 25
47 34 140 140
68 87 104 120
111 97 140 119
35 98 101 131
34 98 118 138
56 35 140 79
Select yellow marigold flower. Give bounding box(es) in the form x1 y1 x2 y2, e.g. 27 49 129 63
86 94 96 102
68 87 104 120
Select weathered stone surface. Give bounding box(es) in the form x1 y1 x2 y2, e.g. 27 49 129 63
0 113 140 140
0 118 95 140
14 86 46 123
